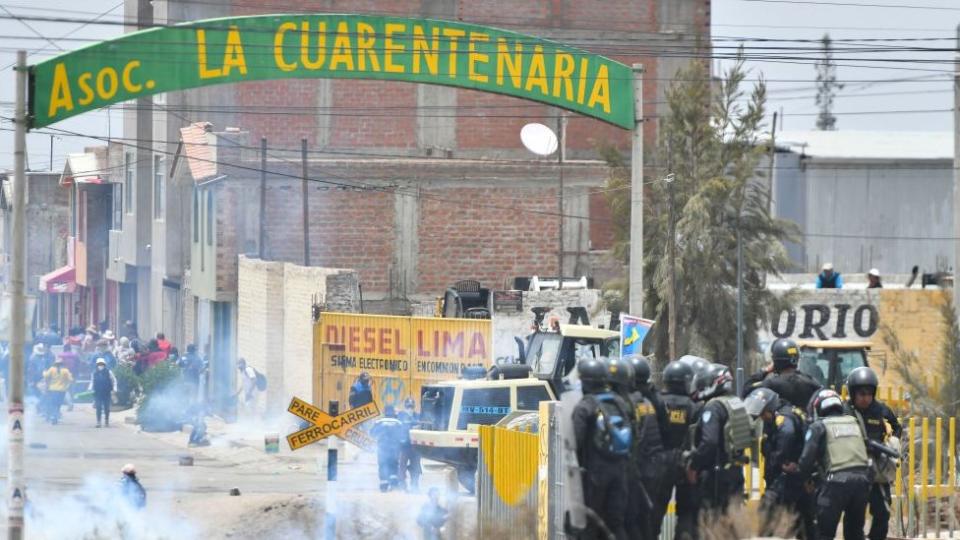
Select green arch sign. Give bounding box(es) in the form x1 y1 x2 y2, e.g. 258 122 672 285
28 14 635 130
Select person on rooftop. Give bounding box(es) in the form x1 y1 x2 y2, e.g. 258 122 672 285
816 263 843 289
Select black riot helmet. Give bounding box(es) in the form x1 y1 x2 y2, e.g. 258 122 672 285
770 338 800 371
662 361 694 395
605 357 635 393
809 388 844 419
625 355 652 390
578 358 608 394
678 355 711 400
744 387 780 419
697 363 734 401
846 366 879 396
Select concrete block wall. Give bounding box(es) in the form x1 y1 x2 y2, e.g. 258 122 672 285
236 256 360 411
236 257 286 409
491 288 609 362
760 288 950 393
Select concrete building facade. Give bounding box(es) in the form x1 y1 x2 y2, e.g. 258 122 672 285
104 0 709 413
773 131 954 277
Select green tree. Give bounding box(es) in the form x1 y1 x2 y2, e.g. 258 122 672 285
605 56 798 367
815 33 843 131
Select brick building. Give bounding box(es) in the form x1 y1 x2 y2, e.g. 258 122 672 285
0 170 70 335
113 0 709 409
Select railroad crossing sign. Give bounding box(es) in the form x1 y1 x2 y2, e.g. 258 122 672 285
286 396 380 451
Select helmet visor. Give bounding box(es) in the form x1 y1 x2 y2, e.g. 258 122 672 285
744 390 772 417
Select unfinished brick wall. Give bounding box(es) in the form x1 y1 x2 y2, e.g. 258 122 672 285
417 186 560 293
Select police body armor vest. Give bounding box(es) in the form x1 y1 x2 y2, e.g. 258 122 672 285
822 415 869 474
713 395 754 456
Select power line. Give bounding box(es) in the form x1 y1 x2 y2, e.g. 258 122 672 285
740 0 960 10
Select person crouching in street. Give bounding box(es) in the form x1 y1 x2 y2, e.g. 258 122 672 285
42 357 73 424
416 486 449 540
371 405 404 492
89 358 117 428
119 463 147 509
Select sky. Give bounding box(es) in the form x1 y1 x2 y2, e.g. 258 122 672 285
0 0 957 170
713 0 957 132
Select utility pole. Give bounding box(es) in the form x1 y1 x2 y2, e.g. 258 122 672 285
954 25 960 317
557 113 567 287
628 64 645 316
8 50 27 540
666 174 677 361
259 137 267 259
736 222 745 397
301 138 310 267
766 112 778 213
49 135 54 171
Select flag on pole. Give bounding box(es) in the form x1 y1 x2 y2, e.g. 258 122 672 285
620 315 655 357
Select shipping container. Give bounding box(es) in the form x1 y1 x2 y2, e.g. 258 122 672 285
314 313 492 412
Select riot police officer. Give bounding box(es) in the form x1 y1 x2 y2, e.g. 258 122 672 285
687 364 753 515
677 355 711 402
623 355 665 540
654 360 699 540
799 389 871 540
846 367 902 540
762 338 822 409
572 358 633 540
745 387 816 539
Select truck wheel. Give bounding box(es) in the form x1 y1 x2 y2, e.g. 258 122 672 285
457 466 476 494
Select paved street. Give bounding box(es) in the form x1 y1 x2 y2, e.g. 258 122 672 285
0 404 466 539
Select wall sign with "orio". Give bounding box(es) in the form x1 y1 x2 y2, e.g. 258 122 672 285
771 303 879 341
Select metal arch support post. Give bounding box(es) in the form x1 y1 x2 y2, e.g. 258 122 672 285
953 25 960 319
628 64 645 317
8 49 27 540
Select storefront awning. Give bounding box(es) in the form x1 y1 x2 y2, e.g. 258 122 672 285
39 265 76 294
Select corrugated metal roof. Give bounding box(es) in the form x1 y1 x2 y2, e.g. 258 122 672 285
61 151 107 185
180 122 217 181
775 130 953 160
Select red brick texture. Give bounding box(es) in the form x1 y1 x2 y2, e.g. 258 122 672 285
417 187 560 293
208 0 709 297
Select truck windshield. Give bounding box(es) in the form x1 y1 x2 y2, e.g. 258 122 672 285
420 386 453 430
836 350 866 384
528 333 563 378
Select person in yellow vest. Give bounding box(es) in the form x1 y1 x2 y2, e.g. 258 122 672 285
43 357 74 425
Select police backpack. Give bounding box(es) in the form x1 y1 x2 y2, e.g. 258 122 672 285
592 393 633 458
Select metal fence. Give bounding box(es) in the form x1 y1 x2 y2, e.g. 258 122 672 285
481 405 960 539
476 424 539 537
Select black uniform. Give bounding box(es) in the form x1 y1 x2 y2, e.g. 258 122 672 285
851 400 902 540
689 399 746 512
573 392 632 540
762 370 822 410
741 368 770 399
626 389 664 540
799 416 871 540
656 392 699 540
759 402 816 540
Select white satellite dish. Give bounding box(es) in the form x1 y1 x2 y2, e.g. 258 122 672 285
520 123 559 157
